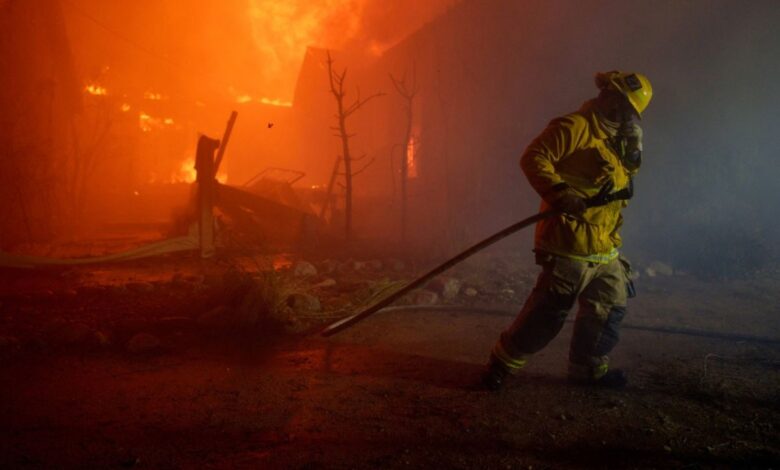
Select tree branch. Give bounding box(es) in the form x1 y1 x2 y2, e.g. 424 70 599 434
345 91 386 117
351 157 376 177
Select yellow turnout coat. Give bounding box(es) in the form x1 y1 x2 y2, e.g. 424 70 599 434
520 100 640 261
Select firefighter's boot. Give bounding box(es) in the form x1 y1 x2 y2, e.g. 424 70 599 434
481 359 511 391
594 368 628 389
568 368 628 389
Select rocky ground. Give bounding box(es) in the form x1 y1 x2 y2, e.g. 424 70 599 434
0 249 778 468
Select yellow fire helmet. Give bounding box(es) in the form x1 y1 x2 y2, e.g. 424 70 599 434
596 71 653 117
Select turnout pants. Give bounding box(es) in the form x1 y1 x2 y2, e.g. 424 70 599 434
491 254 630 380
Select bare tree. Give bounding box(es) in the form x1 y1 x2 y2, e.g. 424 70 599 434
325 50 384 241
389 67 419 243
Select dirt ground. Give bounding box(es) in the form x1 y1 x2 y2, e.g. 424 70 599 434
1 250 778 469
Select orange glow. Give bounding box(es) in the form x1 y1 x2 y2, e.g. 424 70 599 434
230 87 293 107
84 84 107 96
259 97 292 107
138 112 175 132
143 91 166 101
247 0 365 101
246 0 456 101
177 158 197 183
406 135 418 178
170 158 228 185
368 40 391 57
120 103 131 112
138 112 154 132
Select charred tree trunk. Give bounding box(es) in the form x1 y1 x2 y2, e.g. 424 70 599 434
326 51 383 241
390 68 418 243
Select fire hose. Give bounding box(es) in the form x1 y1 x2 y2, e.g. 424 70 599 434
321 181 631 336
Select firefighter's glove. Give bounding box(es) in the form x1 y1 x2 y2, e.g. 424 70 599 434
552 192 587 216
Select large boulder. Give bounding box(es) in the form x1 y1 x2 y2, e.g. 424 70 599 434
286 293 322 313
427 276 462 300
405 290 439 306
197 305 233 328
126 333 161 354
44 320 92 347
293 261 318 278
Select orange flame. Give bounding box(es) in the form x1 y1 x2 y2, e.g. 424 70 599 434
138 112 175 132
229 87 293 107
407 135 418 178
84 84 107 96
143 91 166 101
247 0 365 101
172 158 228 184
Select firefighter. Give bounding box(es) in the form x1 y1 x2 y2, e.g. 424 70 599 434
483 71 653 390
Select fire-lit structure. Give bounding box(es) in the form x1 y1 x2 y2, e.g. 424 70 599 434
2 1 780 469
1 0 779 262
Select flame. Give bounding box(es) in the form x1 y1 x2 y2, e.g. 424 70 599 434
144 91 166 101
246 1 456 101
172 158 228 184
138 112 154 132
230 87 293 107
260 97 292 107
84 84 107 96
247 0 365 101
138 112 175 132
407 135 418 178
177 159 197 183
368 40 392 57
120 103 131 112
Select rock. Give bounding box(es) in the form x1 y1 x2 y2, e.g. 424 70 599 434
407 290 439 305
113 318 151 337
319 259 338 274
45 321 92 346
126 333 161 354
293 261 318 278
93 331 111 347
388 259 406 272
170 272 189 287
645 261 673 277
125 282 154 293
427 277 462 299
313 278 337 288
197 305 233 327
236 286 274 325
353 261 367 271
63 289 78 298
109 285 128 295
367 259 384 271
337 260 354 274
464 287 478 297
286 293 321 313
